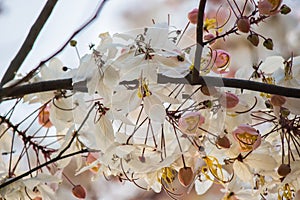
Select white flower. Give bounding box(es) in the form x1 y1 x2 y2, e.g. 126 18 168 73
112 24 191 82
112 78 179 123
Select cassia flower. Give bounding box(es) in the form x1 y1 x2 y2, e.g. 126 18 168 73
232 124 261 152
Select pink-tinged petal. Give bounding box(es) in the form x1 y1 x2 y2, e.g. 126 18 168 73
232 124 261 152
219 92 239 109
178 112 205 135
86 152 101 174
211 49 230 74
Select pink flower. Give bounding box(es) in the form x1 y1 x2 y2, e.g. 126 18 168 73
178 112 205 135
232 124 261 152
258 0 282 15
219 92 239 109
211 49 230 74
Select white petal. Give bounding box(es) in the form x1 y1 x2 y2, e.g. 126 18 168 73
144 96 166 123
103 65 120 88
244 153 277 171
260 56 284 74
194 179 213 195
233 160 252 182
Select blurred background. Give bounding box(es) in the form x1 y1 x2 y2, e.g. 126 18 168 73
1 0 300 199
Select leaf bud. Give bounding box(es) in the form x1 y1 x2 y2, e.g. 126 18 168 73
247 33 259 47
280 4 291 15
263 38 273 50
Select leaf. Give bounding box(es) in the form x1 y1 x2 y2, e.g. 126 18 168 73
263 38 273 50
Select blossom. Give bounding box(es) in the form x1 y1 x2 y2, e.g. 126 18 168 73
258 0 282 15
112 24 191 82
232 124 261 152
178 111 205 135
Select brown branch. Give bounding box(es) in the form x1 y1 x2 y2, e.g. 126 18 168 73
192 0 207 83
158 74 300 98
1 0 108 89
1 0 59 87
0 79 73 101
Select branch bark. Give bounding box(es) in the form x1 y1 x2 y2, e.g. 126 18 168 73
158 74 300 98
1 0 59 87
192 0 207 83
1 75 300 101
0 79 73 101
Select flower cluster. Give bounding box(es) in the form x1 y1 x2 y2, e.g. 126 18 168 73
1 0 300 199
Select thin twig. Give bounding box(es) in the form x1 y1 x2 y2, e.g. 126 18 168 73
1 0 59 87
0 149 89 189
1 0 108 89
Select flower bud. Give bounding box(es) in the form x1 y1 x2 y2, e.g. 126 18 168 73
219 92 239 109
277 164 291 177
237 17 250 33
270 95 286 106
72 185 86 199
247 33 259 47
70 40 77 47
280 4 291 15
216 135 231 149
188 8 199 24
178 112 205 135
178 167 194 187
204 33 215 44
263 38 273 50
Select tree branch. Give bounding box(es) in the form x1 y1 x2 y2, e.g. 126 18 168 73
192 0 207 83
158 74 300 98
1 0 59 87
1 74 300 101
0 79 73 101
